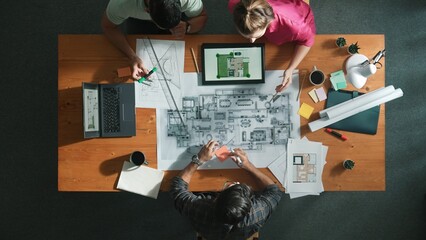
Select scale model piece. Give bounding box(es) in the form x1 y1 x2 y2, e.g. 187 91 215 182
166 88 292 151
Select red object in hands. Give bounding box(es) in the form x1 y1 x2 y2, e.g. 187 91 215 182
215 145 231 162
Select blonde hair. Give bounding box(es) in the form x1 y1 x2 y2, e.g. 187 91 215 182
233 0 275 35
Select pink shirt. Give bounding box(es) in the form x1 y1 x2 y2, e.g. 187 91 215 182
228 0 316 47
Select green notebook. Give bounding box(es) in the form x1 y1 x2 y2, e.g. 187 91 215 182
325 89 380 135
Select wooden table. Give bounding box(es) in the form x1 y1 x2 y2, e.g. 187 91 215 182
58 34 385 192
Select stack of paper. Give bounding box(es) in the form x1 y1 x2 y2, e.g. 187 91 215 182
268 137 328 199
117 161 164 199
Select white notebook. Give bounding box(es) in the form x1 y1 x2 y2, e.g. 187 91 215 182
117 161 164 199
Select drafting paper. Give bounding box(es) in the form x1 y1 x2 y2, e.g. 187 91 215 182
286 138 324 193
134 39 184 109
157 70 301 170
117 161 164 199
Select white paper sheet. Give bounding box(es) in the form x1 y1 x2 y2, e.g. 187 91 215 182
286 138 324 193
157 70 301 170
117 161 164 199
134 39 185 109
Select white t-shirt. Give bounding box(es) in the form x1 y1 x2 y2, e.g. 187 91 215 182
106 0 204 25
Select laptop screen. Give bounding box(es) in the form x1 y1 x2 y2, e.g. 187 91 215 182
83 84 100 133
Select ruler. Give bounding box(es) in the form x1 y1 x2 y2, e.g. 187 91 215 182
142 38 187 131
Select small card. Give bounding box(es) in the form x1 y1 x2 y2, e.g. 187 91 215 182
215 145 231 162
308 89 319 103
298 103 314 119
315 87 327 101
117 67 132 77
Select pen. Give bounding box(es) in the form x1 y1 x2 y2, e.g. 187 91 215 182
230 148 243 167
325 128 348 141
138 67 157 83
190 47 200 73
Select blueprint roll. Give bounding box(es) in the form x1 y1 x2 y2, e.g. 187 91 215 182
319 86 396 119
309 88 403 132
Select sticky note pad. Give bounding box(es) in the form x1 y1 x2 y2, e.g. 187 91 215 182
215 145 231 162
298 103 314 119
315 87 327 101
117 67 132 77
330 70 347 90
308 89 319 103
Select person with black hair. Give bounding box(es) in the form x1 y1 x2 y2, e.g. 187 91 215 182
170 140 282 239
101 0 207 80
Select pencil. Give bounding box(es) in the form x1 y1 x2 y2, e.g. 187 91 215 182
190 47 200 73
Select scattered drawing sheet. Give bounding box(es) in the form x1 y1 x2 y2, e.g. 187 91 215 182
157 70 301 170
286 138 327 198
134 39 184 109
269 137 327 199
117 161 164 199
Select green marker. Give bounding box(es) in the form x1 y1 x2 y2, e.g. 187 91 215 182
138 67 157 83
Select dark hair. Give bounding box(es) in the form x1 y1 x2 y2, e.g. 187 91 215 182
233 0 275 35
215 184 253 225
149 0 181 29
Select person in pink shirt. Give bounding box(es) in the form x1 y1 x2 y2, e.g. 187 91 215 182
229 0 316 92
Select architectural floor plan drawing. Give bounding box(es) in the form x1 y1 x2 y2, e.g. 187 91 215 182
167 88 291 150
216 51 250 78
292 153 317 183
157 71 301 170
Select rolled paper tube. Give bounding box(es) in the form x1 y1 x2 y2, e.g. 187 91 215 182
309 88 403 132
319 86 395 119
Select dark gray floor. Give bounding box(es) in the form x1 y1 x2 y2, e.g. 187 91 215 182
1 0 425 239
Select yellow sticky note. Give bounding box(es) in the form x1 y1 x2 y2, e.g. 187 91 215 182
298 103 314 119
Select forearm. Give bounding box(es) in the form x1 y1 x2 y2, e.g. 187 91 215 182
101 14 137 60
286 45 311 70
178 162 199 184
186 8 207 33
245 163 275 189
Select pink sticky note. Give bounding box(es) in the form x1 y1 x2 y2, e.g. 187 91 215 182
315 87 327 102
215 145 231 162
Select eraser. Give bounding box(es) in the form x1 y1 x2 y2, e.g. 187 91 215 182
117 67 132 77
215 145 231 162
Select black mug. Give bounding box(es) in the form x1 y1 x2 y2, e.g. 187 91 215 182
130 151 147 166
309 66 325 86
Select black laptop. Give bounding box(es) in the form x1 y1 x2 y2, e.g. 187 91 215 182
82 82 136 138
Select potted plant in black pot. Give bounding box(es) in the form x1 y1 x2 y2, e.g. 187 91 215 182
343 159 355 170
335 37 346 48
347 42 360 55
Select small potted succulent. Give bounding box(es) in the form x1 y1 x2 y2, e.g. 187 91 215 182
335 37 347 48
347 42 360 55
343 159 355 170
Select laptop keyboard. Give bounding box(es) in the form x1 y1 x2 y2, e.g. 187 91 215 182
102 87 121 133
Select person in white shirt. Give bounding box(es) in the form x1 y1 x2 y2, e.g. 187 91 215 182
101 0 207 80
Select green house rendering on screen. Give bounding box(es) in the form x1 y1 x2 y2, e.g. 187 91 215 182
216 51 250 79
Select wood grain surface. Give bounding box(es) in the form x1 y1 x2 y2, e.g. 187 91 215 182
58 34 385 192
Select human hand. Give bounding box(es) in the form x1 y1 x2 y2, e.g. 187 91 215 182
197 140 219 163
130 56 149 80
229 148 252 169
170 21 187 39
274 69 294 92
